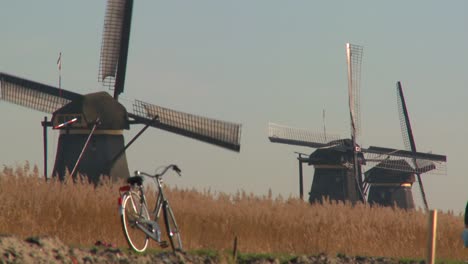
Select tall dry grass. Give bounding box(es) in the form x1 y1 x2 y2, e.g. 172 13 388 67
0 163 466 260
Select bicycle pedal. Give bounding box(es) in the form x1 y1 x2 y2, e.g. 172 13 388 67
159 241 169 248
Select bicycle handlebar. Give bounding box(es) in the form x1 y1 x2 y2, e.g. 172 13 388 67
134 164 181 178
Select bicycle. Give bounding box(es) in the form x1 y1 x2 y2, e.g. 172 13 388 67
118 164 183 253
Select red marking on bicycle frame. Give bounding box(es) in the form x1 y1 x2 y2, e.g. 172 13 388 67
118 197 123 206
119 186 130 192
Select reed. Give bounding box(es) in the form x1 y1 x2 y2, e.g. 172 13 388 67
0 164 465 259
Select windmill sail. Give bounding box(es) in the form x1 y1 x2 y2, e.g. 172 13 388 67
397 81 429 209
268 122 345 149
131 100 241 151
346 43 365 201
98 0 133 99
0 72 82 113
346 43 363 142
362 145 446 174
397 82 414 151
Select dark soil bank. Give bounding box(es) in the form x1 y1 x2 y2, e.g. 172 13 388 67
0 235 421 264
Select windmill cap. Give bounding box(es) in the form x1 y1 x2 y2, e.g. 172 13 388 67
52 92 129 130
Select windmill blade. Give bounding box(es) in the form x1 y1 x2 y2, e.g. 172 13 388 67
268 122 345 149
363 153 445 174
396 81 429 209
98 0 133 99
346 43 364 141
0 72 82 113
362 146 446 174
364 146 446 162
346 43 365 202
397 81 416 151
131 99 241 152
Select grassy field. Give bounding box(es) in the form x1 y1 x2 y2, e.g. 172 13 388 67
0 163 466 260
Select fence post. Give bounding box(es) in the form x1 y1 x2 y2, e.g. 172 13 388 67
42 116 48 182
426 209 437 264
233 236 238 261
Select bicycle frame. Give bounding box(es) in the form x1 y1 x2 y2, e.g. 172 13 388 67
132 187 161 242
120 180 165 243
142 174 168 242
152 175 166 226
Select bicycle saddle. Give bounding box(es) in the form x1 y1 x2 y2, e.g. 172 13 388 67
127 176 143 186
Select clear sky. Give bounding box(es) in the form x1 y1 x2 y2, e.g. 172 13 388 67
1 1 467 213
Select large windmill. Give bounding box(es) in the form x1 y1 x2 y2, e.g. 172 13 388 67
0 0 241 183
268 43 446 207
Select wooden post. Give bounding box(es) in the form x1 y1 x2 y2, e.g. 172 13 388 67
298 154 304 200
232 236 238 261
42 116 48 182
426 209 437 264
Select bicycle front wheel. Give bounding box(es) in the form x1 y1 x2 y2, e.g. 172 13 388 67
121 192 150 252
163 201 183 252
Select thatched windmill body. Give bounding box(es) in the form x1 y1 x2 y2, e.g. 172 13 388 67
268 43 446 208
0 0 241 183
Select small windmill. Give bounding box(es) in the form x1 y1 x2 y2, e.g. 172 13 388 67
0 0 241 183
465 201 468 228
268 43 446 207
364 82 443 209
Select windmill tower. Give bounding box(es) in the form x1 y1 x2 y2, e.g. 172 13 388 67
0 0 241 183
306 139 365 204
365 82 443 209
268 43 446 206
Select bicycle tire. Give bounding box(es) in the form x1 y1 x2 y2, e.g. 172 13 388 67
121 191 150 252
163 201 183 253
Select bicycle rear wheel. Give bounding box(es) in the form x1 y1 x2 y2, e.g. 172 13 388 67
121 192 150 252
163 201 183 252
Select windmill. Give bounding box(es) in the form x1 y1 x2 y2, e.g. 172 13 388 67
0 0 241 184
465 201 468 228
268 43 446 207
364 82 443 209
